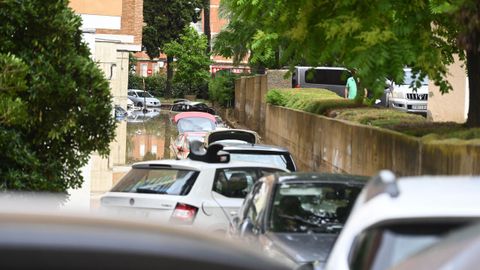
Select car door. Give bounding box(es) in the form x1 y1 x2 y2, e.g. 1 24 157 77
210 167 284 227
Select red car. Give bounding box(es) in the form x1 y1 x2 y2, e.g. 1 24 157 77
171 112 216 159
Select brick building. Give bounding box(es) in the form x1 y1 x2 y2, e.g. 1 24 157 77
134 0 249 77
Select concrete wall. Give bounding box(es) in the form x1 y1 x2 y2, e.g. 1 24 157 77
235 75 267 136
267 69 291 90
235 74 480 176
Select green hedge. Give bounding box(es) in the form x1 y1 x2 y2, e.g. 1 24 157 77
128 73 197 98
266 88 361 115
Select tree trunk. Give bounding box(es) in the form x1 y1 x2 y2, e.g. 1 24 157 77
466 28 480 127
165 55 174 98
204 0 211 54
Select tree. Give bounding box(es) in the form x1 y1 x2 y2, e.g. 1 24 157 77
164 27 211 97
142 0 203 98
0 0 116 191
219 0 480 126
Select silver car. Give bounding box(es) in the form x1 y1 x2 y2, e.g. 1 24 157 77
127 89 161 107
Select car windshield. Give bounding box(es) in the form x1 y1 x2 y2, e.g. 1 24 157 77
135 91 154 98
229 153 289 170
111 168 198 195
402 71 428 86
177 117 215 133
269 182 362 234
349 222 468 270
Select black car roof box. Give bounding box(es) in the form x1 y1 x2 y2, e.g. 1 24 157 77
188 141 230 163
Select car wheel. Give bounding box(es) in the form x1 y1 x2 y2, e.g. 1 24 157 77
137 102 143 107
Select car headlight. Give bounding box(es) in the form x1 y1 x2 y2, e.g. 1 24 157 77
392 90 404 99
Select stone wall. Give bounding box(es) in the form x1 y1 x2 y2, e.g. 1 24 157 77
267 69 291 90
235 74 480 175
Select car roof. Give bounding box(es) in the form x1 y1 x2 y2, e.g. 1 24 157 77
275 172 368 185
351 176 480 228
173 112 216 123
295 66 348 71
131 159 288 171
213 142 290 153
0 209 289 270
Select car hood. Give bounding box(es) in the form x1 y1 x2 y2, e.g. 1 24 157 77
267 232 338 264
396 84 428 94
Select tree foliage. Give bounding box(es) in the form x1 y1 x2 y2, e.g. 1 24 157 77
164 27 211 96
0 0 116 191
142 0 204 97
219 0 480 125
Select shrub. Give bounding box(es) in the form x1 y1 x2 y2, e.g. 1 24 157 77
209 71 237 107
128 73 166 97
266 88 357 114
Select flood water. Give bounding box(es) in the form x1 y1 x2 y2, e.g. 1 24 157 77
67 109 179 209
125 109 178 163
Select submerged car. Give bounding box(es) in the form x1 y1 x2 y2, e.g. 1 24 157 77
127 89 161 107
325 171 480 270
171 101 216 115
231 173 366 270
171 112 217 159
205 129 260 145
101 148 288 233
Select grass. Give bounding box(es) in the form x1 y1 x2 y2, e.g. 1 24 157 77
266 88 480 141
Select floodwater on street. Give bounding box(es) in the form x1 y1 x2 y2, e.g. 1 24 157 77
66 109 179 210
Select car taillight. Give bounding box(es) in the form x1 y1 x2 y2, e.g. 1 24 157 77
295 84 301 88
170 203 198 225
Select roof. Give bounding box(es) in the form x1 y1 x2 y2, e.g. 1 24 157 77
131 159 288 171
173 112 216 123
295 66 348 71
348 176 480 229
275 172 368 185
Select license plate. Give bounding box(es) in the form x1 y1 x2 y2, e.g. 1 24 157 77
412 105 427 110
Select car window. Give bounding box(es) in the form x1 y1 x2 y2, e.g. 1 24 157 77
349 222 468 270
229 153 290 170
269 182 362 233
112 168 199 196
305 69 350 85
136 91 153 98
212 168 259 198
177 117 215 132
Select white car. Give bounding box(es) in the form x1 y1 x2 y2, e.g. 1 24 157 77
101 158 288 233
127 89 161 107
325 171 480 270
386 68 429 114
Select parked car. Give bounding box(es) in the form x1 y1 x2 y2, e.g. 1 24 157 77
291 66 351 97
391 222 480 270
171 112 217 159
205 129 260 145
386 68 429 114
231 172 366 270
125 108 160 123
208 141 297 172
171 101 216 115
325 171 480 270
114 105 128 120
0 204 289 270
127 89 161 107
215 115 228 129
101 149 288 233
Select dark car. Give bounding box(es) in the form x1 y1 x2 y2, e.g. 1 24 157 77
0 208 290 270
231 173 366 270
210 142 297 172
171 101 216 115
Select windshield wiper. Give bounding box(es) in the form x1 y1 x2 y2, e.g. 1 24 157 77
136 187 168 194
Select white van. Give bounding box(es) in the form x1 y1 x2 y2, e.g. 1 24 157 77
291 66 351 97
